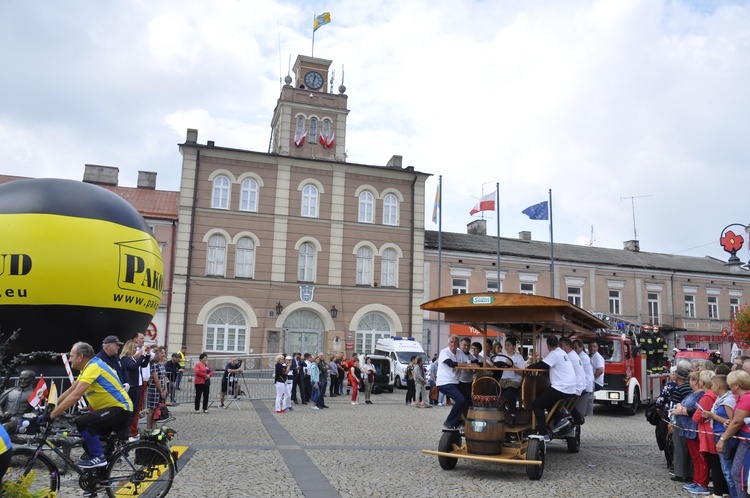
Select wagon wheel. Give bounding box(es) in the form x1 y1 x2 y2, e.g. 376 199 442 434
526 438 545 480
566 424 581 453
437 430 462 470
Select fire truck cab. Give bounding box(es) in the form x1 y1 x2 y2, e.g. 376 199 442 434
573 313 669 415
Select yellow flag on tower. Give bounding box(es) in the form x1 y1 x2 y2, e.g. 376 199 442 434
314 12 331 32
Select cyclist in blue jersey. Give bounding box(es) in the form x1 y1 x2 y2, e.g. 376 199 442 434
39 342 133 469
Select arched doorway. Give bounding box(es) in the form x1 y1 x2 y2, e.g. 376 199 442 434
355 312 392 355
283 309 325 355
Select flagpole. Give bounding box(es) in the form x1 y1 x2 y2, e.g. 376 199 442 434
549 188 555 297
496 182 501 294
312 16 315 56
436 175 443 353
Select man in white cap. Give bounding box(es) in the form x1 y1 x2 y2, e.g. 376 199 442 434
95 336 127 389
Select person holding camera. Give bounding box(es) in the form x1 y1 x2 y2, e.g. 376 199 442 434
274 355 289 414
220 357 243 408
165 353 184 404
126 332 155 438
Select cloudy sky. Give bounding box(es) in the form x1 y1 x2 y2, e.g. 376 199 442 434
2 0 749 263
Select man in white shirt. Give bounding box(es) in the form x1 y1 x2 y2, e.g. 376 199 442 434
559 337 585 426
436 335 469 431
128 332 154 438
527 335 577 440
590 342 606 391
573 339 594 419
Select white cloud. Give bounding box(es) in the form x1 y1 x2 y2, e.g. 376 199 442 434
1 0 748 262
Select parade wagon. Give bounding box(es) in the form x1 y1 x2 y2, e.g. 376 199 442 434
420 292 608 480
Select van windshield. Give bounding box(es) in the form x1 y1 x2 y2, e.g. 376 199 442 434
395 352 428 364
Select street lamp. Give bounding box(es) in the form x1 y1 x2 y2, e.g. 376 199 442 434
719 224 750 271
275 302 283 315
330 305 338 318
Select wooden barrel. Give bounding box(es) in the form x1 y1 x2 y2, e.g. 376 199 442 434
465 406 505 455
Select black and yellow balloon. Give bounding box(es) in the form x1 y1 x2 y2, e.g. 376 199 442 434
0 178 163 356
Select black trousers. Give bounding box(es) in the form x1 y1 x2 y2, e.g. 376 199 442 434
330 374 339 396
302 375 311 402
291 374 301 402
531 387 571 436
194 384 210 411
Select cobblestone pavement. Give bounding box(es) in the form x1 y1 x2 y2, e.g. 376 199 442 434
159 391 680 498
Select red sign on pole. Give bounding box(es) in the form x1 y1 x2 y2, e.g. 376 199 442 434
345 342 354 350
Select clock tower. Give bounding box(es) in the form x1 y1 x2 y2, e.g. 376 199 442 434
270 55 349 161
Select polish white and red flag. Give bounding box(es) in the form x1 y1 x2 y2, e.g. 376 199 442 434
325 133 335 149
319 133 326 146
294 132 307 147
27 376 49 408
469 192 496 215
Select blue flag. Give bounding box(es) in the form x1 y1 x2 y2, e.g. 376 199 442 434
522 201 548 220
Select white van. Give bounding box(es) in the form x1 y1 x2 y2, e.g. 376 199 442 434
374 337 428 389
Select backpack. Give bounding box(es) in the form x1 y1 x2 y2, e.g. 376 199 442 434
644 401 660 426
406 365 414 381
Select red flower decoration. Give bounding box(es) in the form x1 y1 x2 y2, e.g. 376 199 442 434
721 230 744 254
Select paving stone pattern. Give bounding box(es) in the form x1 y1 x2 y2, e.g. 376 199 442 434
164 391 683 498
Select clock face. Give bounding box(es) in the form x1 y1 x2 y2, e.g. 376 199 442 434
304 71 324 90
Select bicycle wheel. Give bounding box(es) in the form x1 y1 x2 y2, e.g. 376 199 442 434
6 448 60 496
104 442 174 498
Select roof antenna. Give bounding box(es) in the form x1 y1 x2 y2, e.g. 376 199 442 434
329 69 335 93
620 194 653 241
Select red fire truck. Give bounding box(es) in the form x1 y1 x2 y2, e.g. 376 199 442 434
573 313 669 415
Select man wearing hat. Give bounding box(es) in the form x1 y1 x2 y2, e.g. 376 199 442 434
95 336 127 389
164 353 184 405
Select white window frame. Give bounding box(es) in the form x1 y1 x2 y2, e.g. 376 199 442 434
298 242 316 282
452 278 468 295
684 294 696 318
520 282 535 295
294 115 306 142
322 119 331 139
309 117 318 143
301 184 319 218
358 191 374 223
567 287 582 307
648 293 660 326
234 237 255 278
211 175 230 210
731 297 741 318
356 246 373 285
239 178 258 212
207 234 227 276
708 296 719 319
382 193 398 226
380 248 397 287
205 306 247 353
609 290 621 315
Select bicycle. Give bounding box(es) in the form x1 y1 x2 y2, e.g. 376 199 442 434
6 418 178 497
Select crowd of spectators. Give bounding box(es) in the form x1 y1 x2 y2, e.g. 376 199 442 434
656 354 750 497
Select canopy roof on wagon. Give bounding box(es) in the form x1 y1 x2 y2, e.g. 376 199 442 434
421 292 608 337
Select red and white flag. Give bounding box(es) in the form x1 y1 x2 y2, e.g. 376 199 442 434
294 131 307 148
469 192 496 215
325 133 335 149
28 376 49 408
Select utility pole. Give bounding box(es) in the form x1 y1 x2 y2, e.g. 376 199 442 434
620 195 653 241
